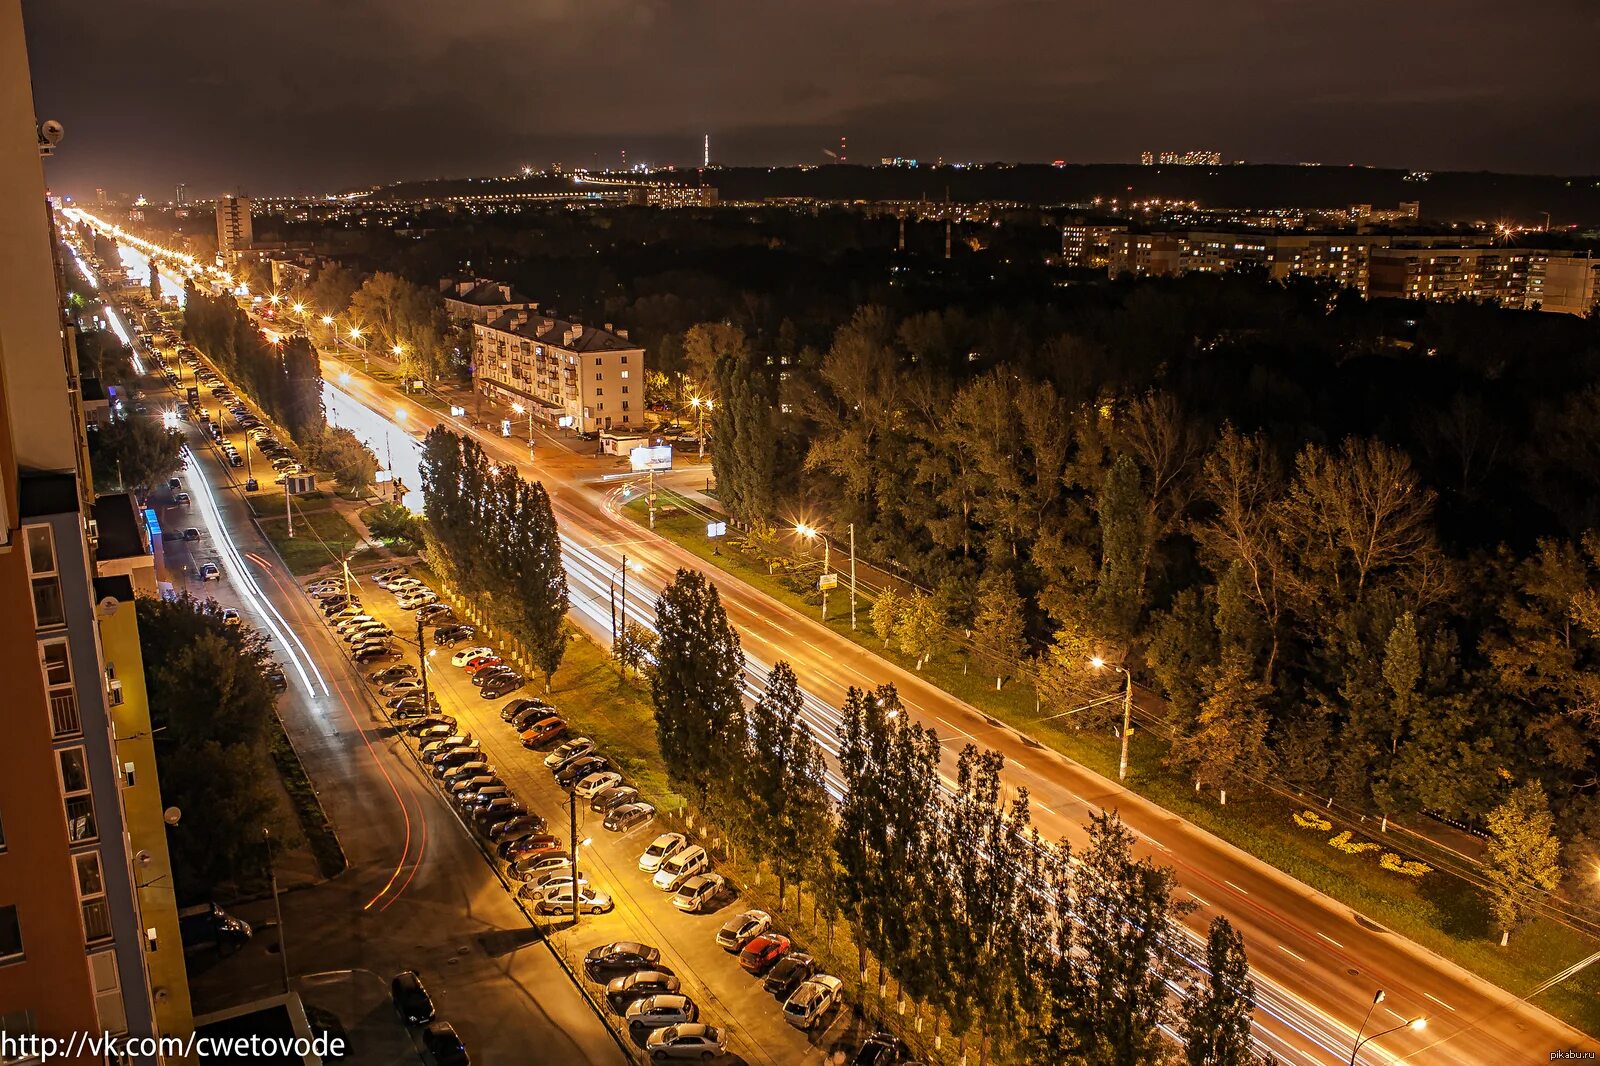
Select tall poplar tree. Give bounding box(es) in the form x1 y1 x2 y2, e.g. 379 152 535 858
1180 916 1256 1066
650 569 746 810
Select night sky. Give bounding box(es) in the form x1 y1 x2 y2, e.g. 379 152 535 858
22 0 1600 198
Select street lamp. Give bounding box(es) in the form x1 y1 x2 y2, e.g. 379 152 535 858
512 402 535 458
690 396 713 458
1348 991 1425 1066
793 523 856 626
1090 656 1135 782
608 556 643 650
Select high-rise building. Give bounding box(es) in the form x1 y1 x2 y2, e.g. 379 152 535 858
214 194 252 262
1 3 184 1057
173 183 186 207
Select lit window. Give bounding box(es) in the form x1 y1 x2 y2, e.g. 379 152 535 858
58 748 96 843
24 526 64 629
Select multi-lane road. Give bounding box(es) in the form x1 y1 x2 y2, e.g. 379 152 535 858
72 211 1598 1064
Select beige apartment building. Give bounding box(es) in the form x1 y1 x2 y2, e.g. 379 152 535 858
472 310 646 435
213 195 252 263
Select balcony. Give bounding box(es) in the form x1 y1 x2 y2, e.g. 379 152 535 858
65 796 98 843
81 899 113 944
50 691 82 737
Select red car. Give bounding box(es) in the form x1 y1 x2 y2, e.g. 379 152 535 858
521 717 569 749
464 656 503 675
738 933 792 975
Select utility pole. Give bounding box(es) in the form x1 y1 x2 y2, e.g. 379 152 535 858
285 479 293 538
567 788 581 928
820 537 830 623
417 611 430 713
848 523 857 631
1118 667 1133 781
265 827 289 994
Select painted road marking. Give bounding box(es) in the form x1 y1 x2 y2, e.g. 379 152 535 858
1224 880 1250 895
1278 944 1307 963
935 715 974 739
1188 892 1210 907
1424 992 1456 1012
1316 931 1344 949
767 620 794 636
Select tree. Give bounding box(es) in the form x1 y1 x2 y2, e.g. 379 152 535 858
650 569 746 810
1171 654 1273 804
682 322 751 392
971 568 1028 689
88 415 182 497
1034 608 1101 719
894 590 943 669
1483 781 1562 945
135 595 285 897
737 661 829 903
1180 917 1256 1066
1195 426 1287 682
307 427 378 495
711 349 779 529
1093 453 1153 638
614 621 658 680
871 586 902 648
365 501 422 551
1070 811 1191 1066
510 479 570 687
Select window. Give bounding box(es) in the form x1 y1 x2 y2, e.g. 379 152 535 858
40 641 80 738
58 748 96 844
620 355 628 365
621 386 629 395
596 403 604 412
595 372 603 381
24 526 64 629
620 371 630 379
594 388 603 397
0 1010 34 1062
0 906 22 963
593 357 602 366
622 401 630 412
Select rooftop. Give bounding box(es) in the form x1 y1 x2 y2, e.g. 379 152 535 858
481 310 639 353
91 492 150 561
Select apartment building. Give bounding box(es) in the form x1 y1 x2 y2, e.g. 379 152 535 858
439 278 536 324
1369 246 1600 314
1061 222 1128 269
213 195 252 263
472 310 645 435
0 4 178 1058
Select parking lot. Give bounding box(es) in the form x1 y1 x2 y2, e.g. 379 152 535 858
319 567 880 1064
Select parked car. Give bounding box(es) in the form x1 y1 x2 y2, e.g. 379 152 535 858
389 699 435 721
504 844 568 870
852 1033 910 1066
502 697 555 723
590 785 639 815
762 952 818 998
370 664 418 684
416 603 454 623
653 846 710 892
219 608 240 626
489 814 545 840
405 716 456 737
462 784 509 809
199 562 220 581
573 770 623 800
419 1021 469 1066
715 910 772 952
448 775 499 803
555 755 611 789
544 737 594 770
419 735 475 762
516 870 589 901
738 933 792 975
353 644 399 663
434 625 476 645
520 718 568 749
605 802 656 833
471 665 517 687
430 748 485 776
624 994 699 1035
463 656 504 676
182 527 201 541
381 679 425 697
475 800 528 833
606 969 679 1011
480 674 525 699
451 646 494 668
388 691 438 710
783 975 844 1031
639 833 687 874
174 492 191 506
669 874 726 914
440 761 492 786
644 1024 726 1061
534 877 614 915
583 942 661 981
390 971 435 1024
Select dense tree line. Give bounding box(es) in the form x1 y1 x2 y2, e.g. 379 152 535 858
647 567 1256 1064
693 277 1600 885
183 281 325 443
88 411 183 498
419 427 568 684
136 595 286 899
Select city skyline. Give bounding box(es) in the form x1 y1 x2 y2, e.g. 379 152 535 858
23 0 1600 194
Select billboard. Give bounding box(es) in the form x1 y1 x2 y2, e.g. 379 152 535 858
630 445 674 472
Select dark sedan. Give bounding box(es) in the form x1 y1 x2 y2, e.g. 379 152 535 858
583 942 661 981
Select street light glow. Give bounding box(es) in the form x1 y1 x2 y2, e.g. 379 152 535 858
391 343 404 356
350 327 363 339
292 302 305 314
794 522 814 538
1409 1018 1427 1032
321 314 333 326
1090 656 1106 669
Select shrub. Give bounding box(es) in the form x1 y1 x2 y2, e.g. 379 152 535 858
1293 809 1334 832
1329 830 1380 856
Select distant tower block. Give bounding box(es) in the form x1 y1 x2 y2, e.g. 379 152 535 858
839 135 847 163
703 134 710 168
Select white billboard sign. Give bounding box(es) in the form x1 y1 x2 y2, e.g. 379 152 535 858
630 445 674 472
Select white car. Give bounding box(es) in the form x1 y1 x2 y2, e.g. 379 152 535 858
384 577 424 593
452 646 494 668
652 845 709 892
714 910 771 952
220 608 240 626
669 874 726 914
398 591 438 610
624 994 698 1033
783 974 843 1031
573 770 623 799
638 832 687 874
644 1024 726 1060
533 884 613 916
544 737 594 768
516 872 588 901
199 562 220 581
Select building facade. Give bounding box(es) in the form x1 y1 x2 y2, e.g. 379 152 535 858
472 311 645 435
213 196 252 263
439 278 536 324
1 4 177 1057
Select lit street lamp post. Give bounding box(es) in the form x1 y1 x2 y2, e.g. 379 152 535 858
512 402 535 460
794 523 854 625
1348 990 1425 1064
1091 657 1135 781
608 556 641 651
690 396 712 458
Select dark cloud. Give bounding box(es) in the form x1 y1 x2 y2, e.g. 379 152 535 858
22 0 1600 197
